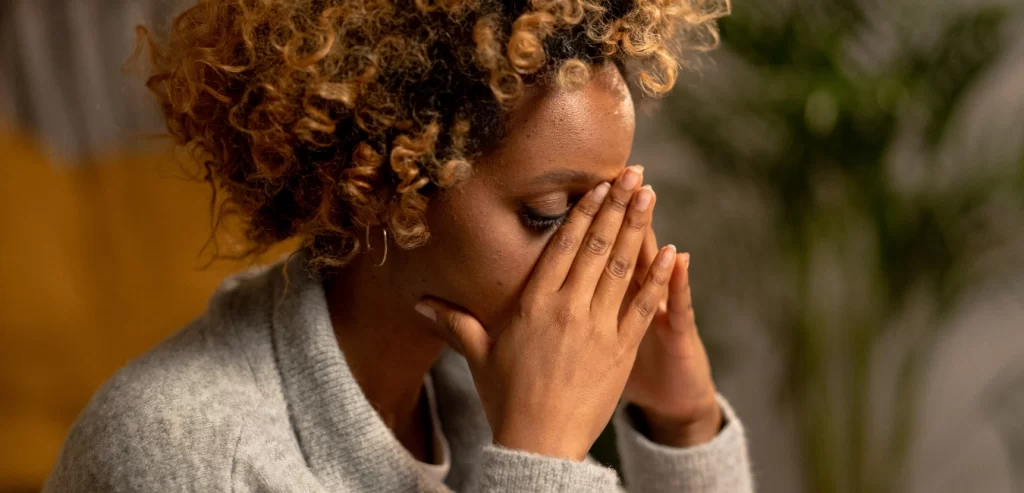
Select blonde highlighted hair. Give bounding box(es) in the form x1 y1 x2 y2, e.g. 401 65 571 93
141 0 729 269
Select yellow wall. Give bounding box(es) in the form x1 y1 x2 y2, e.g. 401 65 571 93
0 126 290 492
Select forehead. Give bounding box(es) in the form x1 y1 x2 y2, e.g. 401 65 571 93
479 65 636 186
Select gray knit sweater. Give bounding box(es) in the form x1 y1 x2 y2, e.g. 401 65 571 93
44 256 754 492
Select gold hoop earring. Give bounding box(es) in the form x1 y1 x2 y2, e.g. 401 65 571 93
366 225 388 267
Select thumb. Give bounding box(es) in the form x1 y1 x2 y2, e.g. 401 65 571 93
415 298 491 367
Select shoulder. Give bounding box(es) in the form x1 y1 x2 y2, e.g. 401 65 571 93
45 264 292 492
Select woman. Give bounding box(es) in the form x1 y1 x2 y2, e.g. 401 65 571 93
46 0 752 491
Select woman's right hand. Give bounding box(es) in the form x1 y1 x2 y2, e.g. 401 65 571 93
415 166 677 461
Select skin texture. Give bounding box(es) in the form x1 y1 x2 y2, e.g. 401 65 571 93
325 64 721 462
324 63 634 461
140 0 733 470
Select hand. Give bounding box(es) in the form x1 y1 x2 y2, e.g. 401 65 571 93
621 227 722 447
415 166 676 461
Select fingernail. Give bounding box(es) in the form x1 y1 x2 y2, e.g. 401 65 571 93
682 252 690 270
634 186 654 211
619 167 641 190
660 245 677 268
415 302 436 322
592 182 611 202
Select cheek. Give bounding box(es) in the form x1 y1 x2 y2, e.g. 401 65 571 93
423 192 548 327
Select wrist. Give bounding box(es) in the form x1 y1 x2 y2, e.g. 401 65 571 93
628 401 723 448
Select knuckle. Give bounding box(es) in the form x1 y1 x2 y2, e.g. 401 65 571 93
551 230 576 253
516 294 536 316
444 312 464 334
624 211 649 231
651 270 671 286
605 255 631 280
553 306 580 327
633 297 657 320
576 201 600 219
605 194 630 213
583 232 611 255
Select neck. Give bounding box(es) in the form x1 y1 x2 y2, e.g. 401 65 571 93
323 258 446 449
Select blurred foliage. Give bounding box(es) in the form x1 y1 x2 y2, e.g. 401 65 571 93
985 360 1024 493
658 1 1024 492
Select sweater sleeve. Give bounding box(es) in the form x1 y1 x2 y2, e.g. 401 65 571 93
613 394 754 493
463 444 621 492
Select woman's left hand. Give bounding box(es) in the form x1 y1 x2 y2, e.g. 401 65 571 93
620 227 722 447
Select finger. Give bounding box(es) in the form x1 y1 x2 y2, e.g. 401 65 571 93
667 252 695 334
563 166 644 294
620 244 676 344
416 298 491 368
593 185 655 313
619 227 658 320
632 225 660 291
523 182 611 298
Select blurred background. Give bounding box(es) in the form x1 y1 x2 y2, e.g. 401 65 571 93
1 0 1022 492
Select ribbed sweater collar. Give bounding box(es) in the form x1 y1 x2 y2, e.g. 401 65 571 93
269 253 490 492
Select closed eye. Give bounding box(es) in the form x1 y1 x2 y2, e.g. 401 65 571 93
520 202 575 233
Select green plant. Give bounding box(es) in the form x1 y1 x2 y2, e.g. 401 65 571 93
660 1 1024 492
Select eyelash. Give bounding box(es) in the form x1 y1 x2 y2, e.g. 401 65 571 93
521 202 576 233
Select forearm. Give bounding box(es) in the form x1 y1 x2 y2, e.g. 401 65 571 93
626 397 723 448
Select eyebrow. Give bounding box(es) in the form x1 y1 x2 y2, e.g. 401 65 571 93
528 169 605 187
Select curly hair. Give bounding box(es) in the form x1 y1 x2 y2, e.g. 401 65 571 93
141 0 729 270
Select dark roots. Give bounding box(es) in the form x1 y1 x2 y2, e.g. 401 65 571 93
142 0 729 270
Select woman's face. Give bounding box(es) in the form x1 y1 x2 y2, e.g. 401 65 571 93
385 64 636 330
